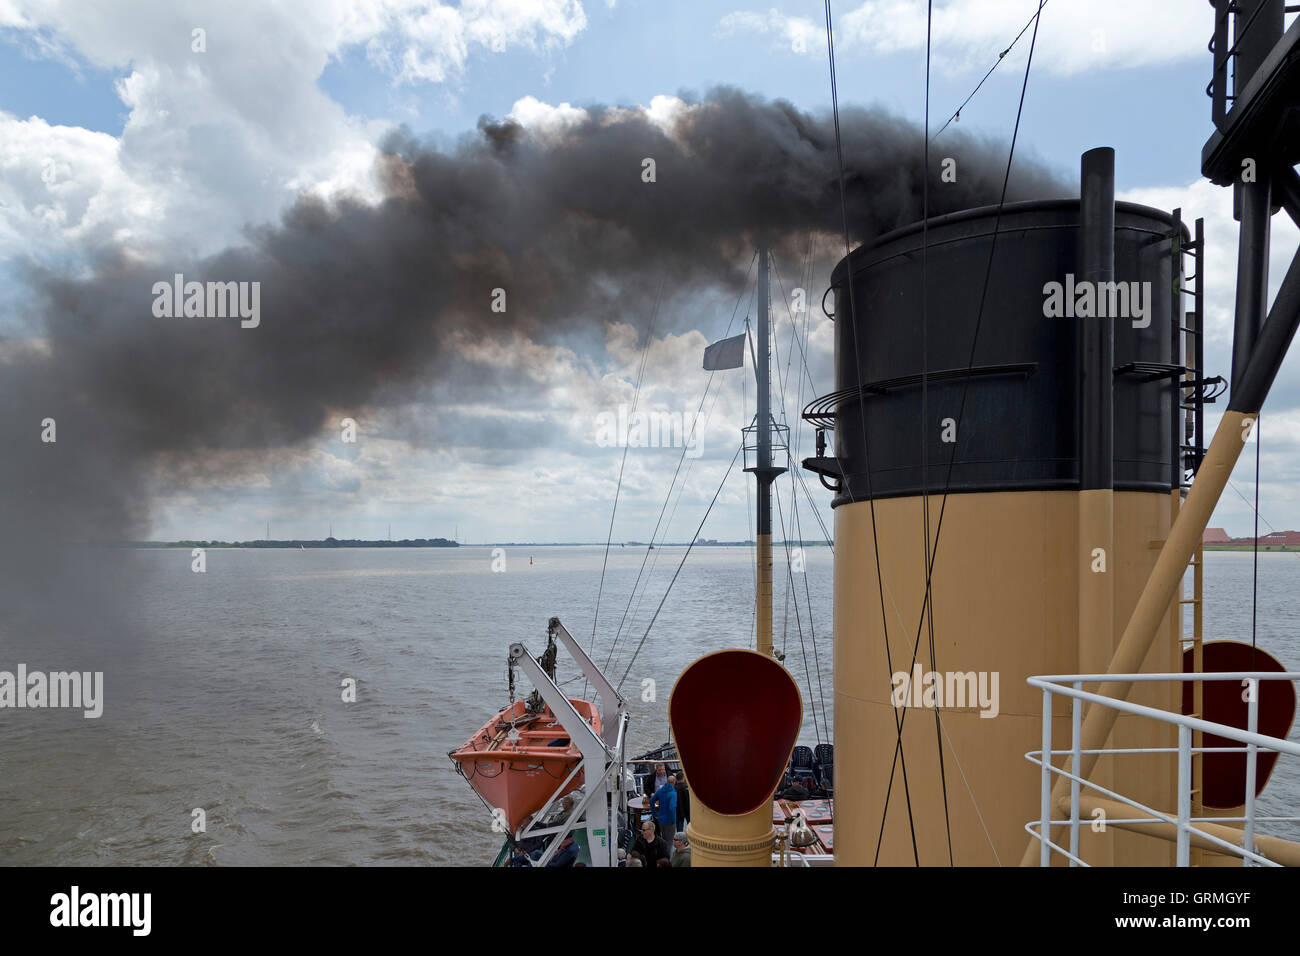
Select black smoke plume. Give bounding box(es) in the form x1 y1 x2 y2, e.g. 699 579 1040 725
1 87 1065 650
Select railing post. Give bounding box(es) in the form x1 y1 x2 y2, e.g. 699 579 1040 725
1177 724 1192 866
1244 677 1259 866
1041 688 1053 866
1069 682 1083 866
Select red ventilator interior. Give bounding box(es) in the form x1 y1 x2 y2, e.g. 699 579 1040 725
1182 640 1297 809
670 649 802 815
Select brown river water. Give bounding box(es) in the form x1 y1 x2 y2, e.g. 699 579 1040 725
0 546 1294 865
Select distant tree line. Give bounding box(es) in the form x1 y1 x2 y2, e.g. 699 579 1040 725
120 537 459 549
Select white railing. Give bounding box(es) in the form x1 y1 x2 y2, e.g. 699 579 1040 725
773 850 834 867
1025 672 1300 867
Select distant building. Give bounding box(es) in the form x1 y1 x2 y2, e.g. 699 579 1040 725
1259 530 1300 547
1206 528 1300 547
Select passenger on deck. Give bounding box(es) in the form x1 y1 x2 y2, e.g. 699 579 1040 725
779 777 810 800
546 794 576 825
547 833 579 867
652 774 678 846
675 773 690 830
506 846 532 867
643 762 669 799
671 832 691 867
632 820 669 868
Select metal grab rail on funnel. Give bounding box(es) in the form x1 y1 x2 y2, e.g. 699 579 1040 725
670 649 803 866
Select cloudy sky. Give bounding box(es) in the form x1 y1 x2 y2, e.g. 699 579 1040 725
1 0 1297 544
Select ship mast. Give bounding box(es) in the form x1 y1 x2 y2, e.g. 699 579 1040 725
750 243 786 658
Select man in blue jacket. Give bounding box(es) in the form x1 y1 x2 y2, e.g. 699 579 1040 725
547 833 579 867
652 774 678 847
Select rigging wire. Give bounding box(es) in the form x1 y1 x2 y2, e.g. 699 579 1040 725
788 451 837 775
788 243 832 738
585 276 666 698
824 0 921 864
930 0 1052 142
769 248 831 748
607 386 721 674
617 444 745 691
614 387 719 680
854 511 1002 864
789 484 830 745
1252 418 1260 670
608 335 739 680
782 238 818 503
1227 477 1300 559
796 467 835 550
938 707 1003 865
919 0 956 867
775 484 824 746
872 0 1047 865
771 256 822 405
601 253 758 673
768 277 795 586
772 244 813 665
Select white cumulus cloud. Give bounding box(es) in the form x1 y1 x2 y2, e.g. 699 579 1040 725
0 0 597 268
720 0 1212 75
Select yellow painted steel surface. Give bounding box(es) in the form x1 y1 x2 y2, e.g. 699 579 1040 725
833 489 1179 866
1078 489 1115 866
1068 795 1300 866
757 532 773 658
685 804 777 867
1016 409 1255 865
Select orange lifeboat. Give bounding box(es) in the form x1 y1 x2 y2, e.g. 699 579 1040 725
450 697 602 832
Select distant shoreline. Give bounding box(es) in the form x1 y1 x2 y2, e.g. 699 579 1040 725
115 539 827 549
1202 545 1300 552
118 538 458 549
